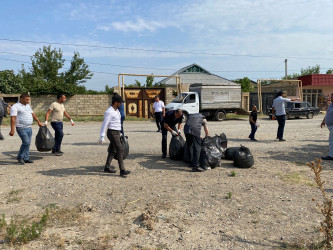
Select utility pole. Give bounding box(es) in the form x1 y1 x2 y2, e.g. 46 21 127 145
285 59 288 79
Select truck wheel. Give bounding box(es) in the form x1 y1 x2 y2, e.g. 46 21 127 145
182 113 188 123
214 111 226 121
307 113 313 119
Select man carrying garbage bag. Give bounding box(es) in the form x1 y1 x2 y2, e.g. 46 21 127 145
161 109 183 158
184 113 209 172
98 94 131 177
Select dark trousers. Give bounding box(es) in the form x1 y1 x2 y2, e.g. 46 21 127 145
161 125 176 155
105 129 125 171
0 116 3 139
249 122 257 139
51 122 64 152
276 115 286 140
155 112 163 131
185 133 201 167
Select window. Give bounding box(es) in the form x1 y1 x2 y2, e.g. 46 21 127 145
300 103 307 108
295 103 301 108
185 94 196 103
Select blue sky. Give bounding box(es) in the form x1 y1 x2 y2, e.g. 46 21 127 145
1 0 333 90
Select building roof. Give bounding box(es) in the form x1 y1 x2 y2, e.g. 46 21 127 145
157 63 238 86
298 74 333 86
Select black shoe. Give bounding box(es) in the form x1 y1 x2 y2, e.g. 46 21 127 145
157 129 161 132
279 139 286 142
18 159 25 165
321 156 333 161
276 137 279 140
104 167 116 173
120 170 131 177
191 167 203 172
24 159 34 163
251 138 257 141
54 151 63 156
162 154 166 158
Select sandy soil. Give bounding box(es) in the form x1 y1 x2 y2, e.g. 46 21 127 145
0 114 332 249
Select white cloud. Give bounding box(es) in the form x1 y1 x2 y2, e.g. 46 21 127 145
98 18 164 32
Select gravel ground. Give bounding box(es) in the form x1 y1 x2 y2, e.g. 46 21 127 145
0 114 332 249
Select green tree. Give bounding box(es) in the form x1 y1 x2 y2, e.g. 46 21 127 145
285 64 321 79
233 77 254 92
105 85 114 94
0 70 25 94
20 46 93 95
326 69 333 74
135 80 141 87
146 74 154 87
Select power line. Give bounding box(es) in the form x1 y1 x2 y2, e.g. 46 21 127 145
2 38 333 60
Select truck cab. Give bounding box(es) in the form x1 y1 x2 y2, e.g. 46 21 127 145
165 92 199 121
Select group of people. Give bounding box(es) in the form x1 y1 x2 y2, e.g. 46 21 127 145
2 90 333 174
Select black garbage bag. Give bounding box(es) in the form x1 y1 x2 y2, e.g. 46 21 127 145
35 126 55 152
225 147 240 160
169 135 185 160
233 145 254 168
200 136 222 169
114 135 129 160
212 133 228 158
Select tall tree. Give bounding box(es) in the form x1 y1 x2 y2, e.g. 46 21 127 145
233 77 254 92
0 70 25 94
146 74 154 87
285 64 321 79
20 46 93 95
135 80 141 87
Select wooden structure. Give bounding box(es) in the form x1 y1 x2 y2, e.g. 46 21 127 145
256 79 302 113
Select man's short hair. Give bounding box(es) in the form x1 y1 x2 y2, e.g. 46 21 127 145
20 93 30 99
155 95 160 99
112 93 124 105
57 93 65 100
175 109 183 114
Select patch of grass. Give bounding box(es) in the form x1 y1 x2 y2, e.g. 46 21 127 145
2 209 49 245
277 172 315 187
6 189 24 203
294 161 306 166
225 192 233 199
230 171 237 177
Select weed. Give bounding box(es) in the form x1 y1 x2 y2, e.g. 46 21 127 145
230 171 237 177
294 161 305 166
6 189 24 203
43 203 59 210
3 209 49 245
0 214 6 230
225 192 232 199
278 172 315 187
308 158 333 249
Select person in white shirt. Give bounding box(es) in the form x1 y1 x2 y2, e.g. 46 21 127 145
152 95 165 132
98 94 131 177
9 93 42 164
272 91 298 141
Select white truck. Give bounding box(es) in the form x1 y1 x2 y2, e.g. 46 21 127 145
165 83 242 121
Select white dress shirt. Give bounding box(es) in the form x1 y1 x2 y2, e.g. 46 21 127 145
153 101 165 112
100 106 121 137
272 96 291 116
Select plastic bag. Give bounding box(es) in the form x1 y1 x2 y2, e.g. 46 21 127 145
200 136 222 169
35 126 55 152
233 145 254 168
212 133 228 158
225 147 240 160
114 135 129 160
169 135 185 160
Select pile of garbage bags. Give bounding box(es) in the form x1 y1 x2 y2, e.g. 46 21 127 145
169 132 254 169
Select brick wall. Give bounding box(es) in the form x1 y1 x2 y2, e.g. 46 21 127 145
31 95 112 116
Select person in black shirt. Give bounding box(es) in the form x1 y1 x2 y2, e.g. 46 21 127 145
249 105 258 141
161 109 183 158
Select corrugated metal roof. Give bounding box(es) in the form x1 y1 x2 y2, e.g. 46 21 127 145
298 74 333 86
157 63 238 86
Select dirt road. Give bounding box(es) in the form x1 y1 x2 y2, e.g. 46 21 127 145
0 115 332 249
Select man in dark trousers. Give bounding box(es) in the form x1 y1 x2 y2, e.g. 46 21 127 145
98 94 131 177
0 93 10 140
161 109 183 158
153 95 165 132
248 105 258 141
184 113 209 172
272 91 298 141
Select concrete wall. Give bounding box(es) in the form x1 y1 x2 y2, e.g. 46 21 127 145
31 95 111 116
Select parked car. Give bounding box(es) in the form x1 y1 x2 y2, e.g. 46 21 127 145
267 101 320 119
